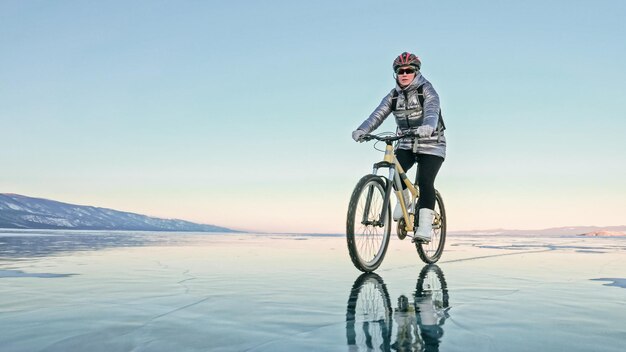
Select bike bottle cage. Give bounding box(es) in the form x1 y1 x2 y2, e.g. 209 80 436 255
390 85 446 133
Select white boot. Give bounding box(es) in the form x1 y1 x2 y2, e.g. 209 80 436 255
414 208 435 241
393 188 412 221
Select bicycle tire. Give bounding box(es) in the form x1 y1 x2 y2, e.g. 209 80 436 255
346 174 392 272
415 190 447 263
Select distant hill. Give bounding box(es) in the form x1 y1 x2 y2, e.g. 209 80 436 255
0 193 238 232
450 225 626 236
578 230 626 237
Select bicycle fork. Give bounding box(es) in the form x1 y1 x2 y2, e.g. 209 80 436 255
367 168 417 232
363 143 416 229
360 166 396 228
360 169 394 227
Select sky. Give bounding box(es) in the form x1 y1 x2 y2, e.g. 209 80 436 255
1 0 625 233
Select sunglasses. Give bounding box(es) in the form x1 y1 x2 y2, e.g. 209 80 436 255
396 67 416 75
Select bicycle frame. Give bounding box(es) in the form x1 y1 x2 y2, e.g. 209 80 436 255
366 142 420 233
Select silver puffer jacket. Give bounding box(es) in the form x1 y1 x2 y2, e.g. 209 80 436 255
356 72 446 159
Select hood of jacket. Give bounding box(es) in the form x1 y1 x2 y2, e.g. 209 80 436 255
395 71 427 93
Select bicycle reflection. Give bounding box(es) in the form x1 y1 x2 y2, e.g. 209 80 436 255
346 265 450 352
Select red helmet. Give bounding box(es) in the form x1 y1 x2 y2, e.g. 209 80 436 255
393 52 421 71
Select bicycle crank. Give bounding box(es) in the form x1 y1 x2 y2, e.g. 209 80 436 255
397 218 408 240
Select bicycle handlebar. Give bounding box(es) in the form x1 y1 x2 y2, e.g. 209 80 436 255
361 132 418 143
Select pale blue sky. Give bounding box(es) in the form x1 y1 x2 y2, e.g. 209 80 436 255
2 1 625 233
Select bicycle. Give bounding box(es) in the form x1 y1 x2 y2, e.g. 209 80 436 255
346 132 447 272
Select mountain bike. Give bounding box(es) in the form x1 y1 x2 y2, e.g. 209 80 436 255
346 132 447 272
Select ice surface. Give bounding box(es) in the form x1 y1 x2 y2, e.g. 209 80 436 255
0 231 624 351
0 269 75 278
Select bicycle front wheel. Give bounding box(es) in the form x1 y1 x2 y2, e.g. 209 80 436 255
346 174 392 272
416 190 447 263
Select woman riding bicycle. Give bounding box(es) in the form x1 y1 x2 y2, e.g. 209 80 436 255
352 52 446 241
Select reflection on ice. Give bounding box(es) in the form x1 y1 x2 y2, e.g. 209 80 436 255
0 269 76 278
0 230 196 258
0 232 624 351
591 278 626 288
347 265 450 351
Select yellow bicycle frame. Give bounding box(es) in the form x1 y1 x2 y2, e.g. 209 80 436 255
379 143 420 233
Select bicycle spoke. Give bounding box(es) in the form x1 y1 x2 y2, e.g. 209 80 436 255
357 188 379 260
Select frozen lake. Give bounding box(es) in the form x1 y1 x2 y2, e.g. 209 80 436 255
1 230 625 351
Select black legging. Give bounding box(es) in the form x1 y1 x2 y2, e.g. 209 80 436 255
395 149 444 210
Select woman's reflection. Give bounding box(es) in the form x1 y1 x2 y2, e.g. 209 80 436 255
346 265 450 352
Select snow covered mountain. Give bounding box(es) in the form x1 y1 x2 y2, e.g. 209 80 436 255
0 193 237 232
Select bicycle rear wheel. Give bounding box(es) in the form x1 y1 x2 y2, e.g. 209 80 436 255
346 174 392 272
415 190 446 263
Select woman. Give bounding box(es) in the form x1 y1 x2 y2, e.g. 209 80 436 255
352 52 446 241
